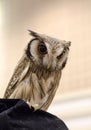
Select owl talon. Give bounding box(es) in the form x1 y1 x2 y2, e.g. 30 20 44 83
31 104 39 111
27 101 39 111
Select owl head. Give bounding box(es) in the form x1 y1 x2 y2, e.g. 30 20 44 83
26 30 71 71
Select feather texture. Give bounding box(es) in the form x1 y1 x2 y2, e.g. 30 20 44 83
4 30 71 110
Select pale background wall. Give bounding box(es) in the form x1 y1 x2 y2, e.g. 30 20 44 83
0 0 91 130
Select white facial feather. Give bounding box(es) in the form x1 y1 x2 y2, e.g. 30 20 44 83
27 31 71 71
30 40 39 62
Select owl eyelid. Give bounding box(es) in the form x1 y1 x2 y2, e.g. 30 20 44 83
57 50 65 59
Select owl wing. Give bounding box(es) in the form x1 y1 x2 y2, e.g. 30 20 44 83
4 55 30 98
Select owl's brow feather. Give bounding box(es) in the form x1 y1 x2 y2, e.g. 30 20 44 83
28 30 60 45
28 30 44 42
42 36 60 45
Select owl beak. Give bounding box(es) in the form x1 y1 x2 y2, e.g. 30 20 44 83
47 63 51 70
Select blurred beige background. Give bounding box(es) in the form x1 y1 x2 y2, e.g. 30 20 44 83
0 0 91 130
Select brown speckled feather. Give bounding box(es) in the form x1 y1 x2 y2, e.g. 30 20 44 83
4 53 61 110
4 55 30 98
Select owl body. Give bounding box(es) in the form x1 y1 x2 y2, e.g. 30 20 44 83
4 30 71 110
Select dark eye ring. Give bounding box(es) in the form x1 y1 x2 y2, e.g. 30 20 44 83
38 44 47 54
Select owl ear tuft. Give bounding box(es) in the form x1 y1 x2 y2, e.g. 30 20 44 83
66 41 71 47
28 30 42 41
28 30 38 37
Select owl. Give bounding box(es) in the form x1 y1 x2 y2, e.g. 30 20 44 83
4 30 71 111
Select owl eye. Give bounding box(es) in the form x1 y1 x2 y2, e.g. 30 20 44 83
38 44 47 54
57 50 65 59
